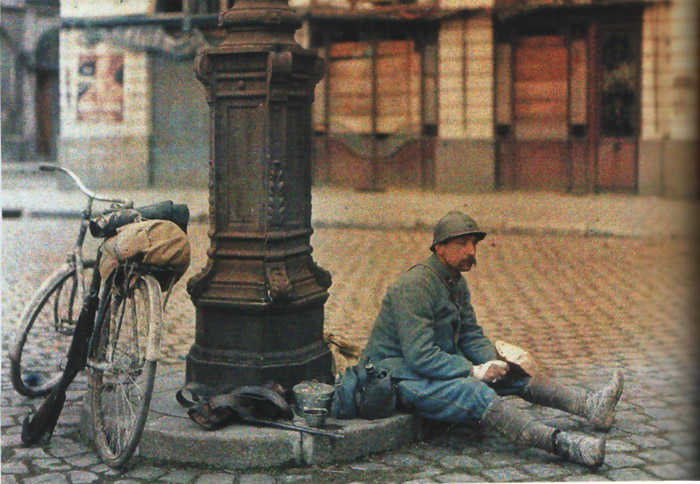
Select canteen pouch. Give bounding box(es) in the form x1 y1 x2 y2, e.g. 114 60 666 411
355 367 396 420
330 362 396 420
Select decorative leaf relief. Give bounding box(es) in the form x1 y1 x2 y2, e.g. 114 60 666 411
267 159 286 226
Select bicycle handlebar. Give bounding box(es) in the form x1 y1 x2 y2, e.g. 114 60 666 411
39 164 134 208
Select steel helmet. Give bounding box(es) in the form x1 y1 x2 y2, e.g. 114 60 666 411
430 210 486 251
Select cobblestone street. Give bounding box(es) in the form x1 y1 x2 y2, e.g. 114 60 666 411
2 217 698 483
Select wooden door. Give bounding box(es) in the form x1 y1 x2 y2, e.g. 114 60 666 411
515 34 570 190
496 9 641 194
36 70 58 158
498 32 571 191
35 29 59 160
594 23 641 192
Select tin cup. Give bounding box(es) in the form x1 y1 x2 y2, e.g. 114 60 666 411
302 407 328 428
292 381 334 416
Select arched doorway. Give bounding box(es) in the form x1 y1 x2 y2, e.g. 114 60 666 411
35 29 60 159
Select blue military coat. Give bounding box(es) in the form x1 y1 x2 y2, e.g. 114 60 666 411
362 253 497 381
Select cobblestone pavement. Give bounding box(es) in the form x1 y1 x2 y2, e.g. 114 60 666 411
2 218 698 483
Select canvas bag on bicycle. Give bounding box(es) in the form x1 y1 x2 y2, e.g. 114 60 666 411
98 219 191 290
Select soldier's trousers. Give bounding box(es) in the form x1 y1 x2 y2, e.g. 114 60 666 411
397 376 530 423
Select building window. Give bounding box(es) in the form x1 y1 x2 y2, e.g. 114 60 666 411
157 0 183 13
600 32 637 137
157 0 225 14
311 21 436 139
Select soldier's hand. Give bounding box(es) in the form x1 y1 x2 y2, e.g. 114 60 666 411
472 360 508 383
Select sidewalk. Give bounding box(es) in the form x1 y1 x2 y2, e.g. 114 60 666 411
2 173 698 239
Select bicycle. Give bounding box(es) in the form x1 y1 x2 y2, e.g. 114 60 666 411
9 164 134 397
16 165 190 469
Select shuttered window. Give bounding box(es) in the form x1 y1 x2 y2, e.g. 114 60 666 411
327 40 421 135
514 35 568 140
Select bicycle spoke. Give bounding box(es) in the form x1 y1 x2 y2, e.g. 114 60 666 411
89 273 160 468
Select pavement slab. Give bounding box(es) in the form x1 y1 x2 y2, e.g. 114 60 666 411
646 462 695 479
604 468 657 480
435 473 485 483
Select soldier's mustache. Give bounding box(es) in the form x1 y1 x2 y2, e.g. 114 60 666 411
464 256 477 266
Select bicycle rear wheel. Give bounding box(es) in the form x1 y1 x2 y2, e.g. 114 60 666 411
88 272 162 469
10 261 94 397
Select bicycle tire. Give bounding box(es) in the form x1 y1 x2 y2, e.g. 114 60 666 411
88 272 162 469
10 261 94 397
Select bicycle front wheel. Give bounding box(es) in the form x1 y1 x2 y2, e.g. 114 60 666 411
10 263 93 397
88 272 162 469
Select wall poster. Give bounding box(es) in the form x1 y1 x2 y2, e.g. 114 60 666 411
76 54 124 122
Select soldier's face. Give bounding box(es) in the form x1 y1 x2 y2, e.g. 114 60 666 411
435 235 479 273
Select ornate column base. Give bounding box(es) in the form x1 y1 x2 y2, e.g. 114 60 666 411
185 303 333 391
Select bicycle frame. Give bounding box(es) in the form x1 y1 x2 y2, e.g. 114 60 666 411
39 164 134 312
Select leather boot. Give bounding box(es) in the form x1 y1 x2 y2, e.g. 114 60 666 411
519 371 624 431
554 430 606 468
479 397 605 467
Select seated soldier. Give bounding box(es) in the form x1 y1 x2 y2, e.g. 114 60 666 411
360 210 624 467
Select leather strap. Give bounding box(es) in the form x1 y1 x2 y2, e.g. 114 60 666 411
177 383 293 430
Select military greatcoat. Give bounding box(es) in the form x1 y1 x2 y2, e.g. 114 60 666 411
361 253 527 422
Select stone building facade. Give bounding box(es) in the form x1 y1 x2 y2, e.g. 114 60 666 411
1 0 60 162
57 0 697 196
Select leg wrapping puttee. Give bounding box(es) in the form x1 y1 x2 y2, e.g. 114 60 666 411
519 371 624 431
479 397 605 467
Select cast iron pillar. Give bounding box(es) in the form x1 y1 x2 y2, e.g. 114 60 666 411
186 0 333 392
